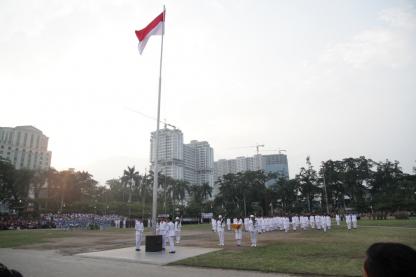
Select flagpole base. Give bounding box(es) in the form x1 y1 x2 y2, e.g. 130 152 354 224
145 235 163 252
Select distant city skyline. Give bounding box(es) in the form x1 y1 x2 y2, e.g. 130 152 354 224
150 126 215 188
1 0 415 185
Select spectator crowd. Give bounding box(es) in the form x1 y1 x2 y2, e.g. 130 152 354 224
0 213 125 231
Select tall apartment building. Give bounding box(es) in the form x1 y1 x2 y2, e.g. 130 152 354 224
0 125 52 170
186 140 214 187
150 127 214 188
214 153 289 187
150 128 184 180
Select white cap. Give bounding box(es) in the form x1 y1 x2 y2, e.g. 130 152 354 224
218 215 222 218
250 215 254 218
175 217 179 220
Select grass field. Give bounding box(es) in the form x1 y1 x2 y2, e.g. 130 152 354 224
0 229 74 248
173 219 416 277
1 219 415 276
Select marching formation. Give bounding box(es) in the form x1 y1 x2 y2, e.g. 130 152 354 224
134 216 182 253
211 213 359 247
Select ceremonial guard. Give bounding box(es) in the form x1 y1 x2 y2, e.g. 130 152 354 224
321 216 327 232
211 218 217 232
283 217 290 232
226 218 231 231
352 214 358 229
159 218 167 249
335 214 340 226
248 215 258 247
326 215 331 230
217 215 225 246
134 218 144 251
346 214 352 230
174 217 182 244
233 217 243 246
167 217 176 253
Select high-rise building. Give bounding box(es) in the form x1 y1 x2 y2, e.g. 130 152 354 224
0 125 52 170
186 140 214 187
150 128 184 180
214 153 289 187
150 127 214 189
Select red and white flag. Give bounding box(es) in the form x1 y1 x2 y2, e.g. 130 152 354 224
135 11 165 54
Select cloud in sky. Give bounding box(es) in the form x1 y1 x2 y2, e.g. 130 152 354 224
1 0 415 185
319 5 416 69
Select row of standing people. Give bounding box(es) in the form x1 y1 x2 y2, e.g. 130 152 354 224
215 215 258 247
212 214 359 247
134 217 182 254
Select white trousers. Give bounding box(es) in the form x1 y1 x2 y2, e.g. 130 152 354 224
250 231 257 246
168 236 175 252
176 231 181 243
135 231 142 249
218 230 224 246
162 234 167 249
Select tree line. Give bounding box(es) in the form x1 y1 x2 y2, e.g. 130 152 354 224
1 156 415 218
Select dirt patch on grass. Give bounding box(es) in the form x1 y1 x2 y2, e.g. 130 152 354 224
10 225 360 255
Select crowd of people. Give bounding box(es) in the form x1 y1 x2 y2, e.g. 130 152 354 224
211 214 359 247
0 214 55 230
43 213 124 230
0 213 127 231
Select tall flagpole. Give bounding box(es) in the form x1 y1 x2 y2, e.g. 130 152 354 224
152 5 165 234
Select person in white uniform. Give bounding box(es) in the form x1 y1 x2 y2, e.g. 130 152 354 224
135 218 144 251
352 214 358 229
159 218 167 249
346 214 352 230
248 215 258 247
234 217 243 246
211 218 217 232
174 217 182 243
217 215 225 246
226 218 231 231
326 215 331 230
335 214 340 226
166 217 176 253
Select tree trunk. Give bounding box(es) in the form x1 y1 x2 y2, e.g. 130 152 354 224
307 193 311 212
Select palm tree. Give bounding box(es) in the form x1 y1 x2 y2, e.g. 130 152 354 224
200 182 213 202
140 173 152 218
122 166 140 217
173 180 190 206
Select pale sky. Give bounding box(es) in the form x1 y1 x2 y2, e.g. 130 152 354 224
1 0 415 185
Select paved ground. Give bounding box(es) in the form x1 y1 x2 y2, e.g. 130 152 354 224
0 248 297 277
76 246 219 265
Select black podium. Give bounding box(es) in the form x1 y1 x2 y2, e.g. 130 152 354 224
145 235 163 252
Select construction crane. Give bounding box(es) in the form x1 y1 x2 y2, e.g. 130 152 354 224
227 144 265 155
262 148 287 155
163 119 176 129
255 144 265 155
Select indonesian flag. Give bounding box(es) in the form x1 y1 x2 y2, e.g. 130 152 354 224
135 11 165 54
